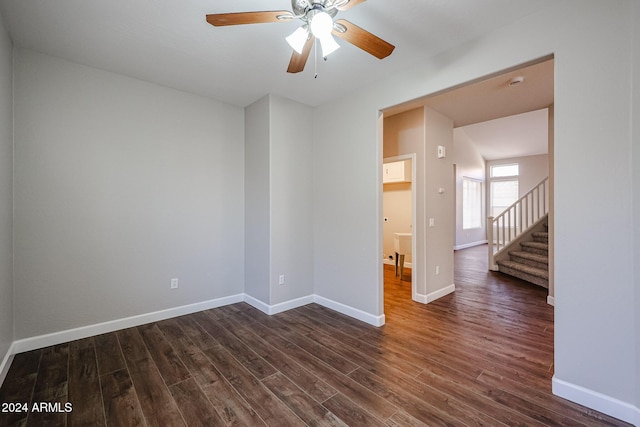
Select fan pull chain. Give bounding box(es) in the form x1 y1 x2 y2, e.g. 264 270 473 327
313 39 329 79
314 40 318 79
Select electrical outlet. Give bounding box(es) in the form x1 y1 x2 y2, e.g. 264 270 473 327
279 274 285 285
171 278 178 289
435 266 440 275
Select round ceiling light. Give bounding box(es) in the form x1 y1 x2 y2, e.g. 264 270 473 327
309 10 340 57
310 11 333 38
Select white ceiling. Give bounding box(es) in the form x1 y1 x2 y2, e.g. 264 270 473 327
0 0 556 108
431 59 553 160
458 108 549 160
385 58 554 160
422 59 554 128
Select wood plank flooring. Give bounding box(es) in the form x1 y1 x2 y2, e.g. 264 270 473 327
0 245 631 426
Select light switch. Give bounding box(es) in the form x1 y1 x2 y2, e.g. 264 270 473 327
429 218 435 227
437 145 446 158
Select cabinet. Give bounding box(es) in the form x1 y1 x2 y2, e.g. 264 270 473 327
383 160 411 183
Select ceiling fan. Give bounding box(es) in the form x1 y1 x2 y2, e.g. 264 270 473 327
206 0 395 73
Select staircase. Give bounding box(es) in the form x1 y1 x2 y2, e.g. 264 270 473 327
496 224 549 288
487 177 549 288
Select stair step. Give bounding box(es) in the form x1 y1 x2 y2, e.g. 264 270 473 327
496 260 549 288
520 241 548 255
532 231 548 243
509 250 548 270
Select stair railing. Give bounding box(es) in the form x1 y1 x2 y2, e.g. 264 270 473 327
488 177 548 270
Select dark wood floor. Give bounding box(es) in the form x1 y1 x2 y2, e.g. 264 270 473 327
0 245 631 426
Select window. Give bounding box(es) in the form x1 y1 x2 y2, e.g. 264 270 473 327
490 163 519 217
490 180 519 217
491 163 519 178
462 178 482 229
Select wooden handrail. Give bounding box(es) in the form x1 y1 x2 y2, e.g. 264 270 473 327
488 177 548 270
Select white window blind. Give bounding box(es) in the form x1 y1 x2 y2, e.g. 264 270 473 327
462 178 482 229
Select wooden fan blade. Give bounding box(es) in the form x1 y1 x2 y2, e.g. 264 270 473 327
287 36 315 73
206 11 292 27
336 0 367 11
332 19 395 59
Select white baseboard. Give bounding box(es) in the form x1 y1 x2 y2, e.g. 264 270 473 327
0 342 16 387
242 294 271 314
246 293 385 327
552 376 639 426
1 291 385 388
454 240 488 250
313 295 385 327
415 284 456 304
547 295 555 306
3 290 383 375
12 294 244 354
243 294 315 315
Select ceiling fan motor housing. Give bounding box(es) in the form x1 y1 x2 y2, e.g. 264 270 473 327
292 0 340 20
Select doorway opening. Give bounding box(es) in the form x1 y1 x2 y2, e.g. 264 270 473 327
382 154 417 300
381 55 554 308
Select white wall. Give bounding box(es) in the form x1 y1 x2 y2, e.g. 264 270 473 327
453 128 486 249
423 108 455 297
0 12 14 369
269 95 314 306
548 105 555 303
244 94 314 308
13 49 245 339
245 96 271 303
632 1 640 420
313 0 637 422
314 92 384 316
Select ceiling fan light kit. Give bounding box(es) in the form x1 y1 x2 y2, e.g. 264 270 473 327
286 26 310 54
206 0 395 73
318 34 340 57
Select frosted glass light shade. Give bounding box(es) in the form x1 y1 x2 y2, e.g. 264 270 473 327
310 11 333 38
319 34 340 56
286 26 309 54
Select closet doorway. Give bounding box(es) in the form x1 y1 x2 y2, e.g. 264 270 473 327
382 154 416 300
